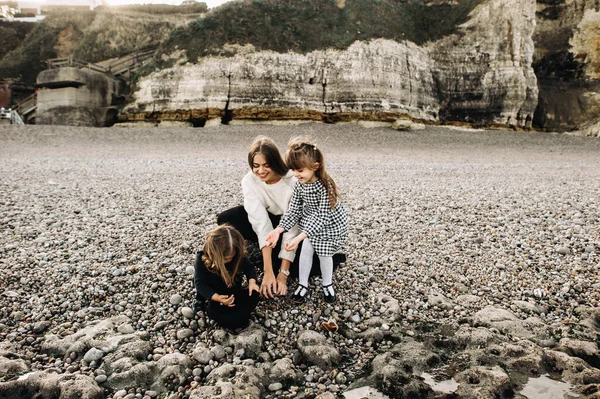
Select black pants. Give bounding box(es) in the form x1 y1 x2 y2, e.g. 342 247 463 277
217 205 345 278
207 289 260 330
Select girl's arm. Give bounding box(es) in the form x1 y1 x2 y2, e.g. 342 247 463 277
194 252 217 301
278 182 303 231
284 232 307 251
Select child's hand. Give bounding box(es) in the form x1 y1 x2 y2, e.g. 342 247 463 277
248 279 259 296
284 240 299 251
284 232 306 252
213 294 235 307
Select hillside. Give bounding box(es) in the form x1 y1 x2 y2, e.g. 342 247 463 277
162 0 484 62
0 4 205 87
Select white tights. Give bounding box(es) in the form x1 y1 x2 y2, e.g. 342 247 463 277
295 238 334 296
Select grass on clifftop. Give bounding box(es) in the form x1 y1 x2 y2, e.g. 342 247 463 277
162 0 484 62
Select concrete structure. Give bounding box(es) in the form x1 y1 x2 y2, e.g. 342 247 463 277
36 67 122 126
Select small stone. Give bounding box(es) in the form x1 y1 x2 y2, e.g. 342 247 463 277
170 294 183 305
176 329 194 340
557 247 570 255
186 266 195 275
269 382 283 391
95 374 107 383
181 307 195 319
83 348 104 363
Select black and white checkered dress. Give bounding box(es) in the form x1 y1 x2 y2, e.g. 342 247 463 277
278 180 348 257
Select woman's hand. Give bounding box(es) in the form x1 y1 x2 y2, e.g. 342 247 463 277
212 293 235 307
265 227 284 248
260 271 277 298
248 279 259 296
276 273 288 296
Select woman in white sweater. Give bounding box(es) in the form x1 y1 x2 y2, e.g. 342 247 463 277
217 136 301 298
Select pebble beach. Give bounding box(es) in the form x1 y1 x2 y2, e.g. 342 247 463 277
1 123 599 399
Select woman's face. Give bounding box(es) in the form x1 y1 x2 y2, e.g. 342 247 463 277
252 153 280 184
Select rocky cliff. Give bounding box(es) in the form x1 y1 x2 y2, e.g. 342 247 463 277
125 0 538 129
533 0 600 132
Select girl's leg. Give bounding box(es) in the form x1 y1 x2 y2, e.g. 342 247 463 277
319 256 336 303
293 238 314 302
207 291 260 330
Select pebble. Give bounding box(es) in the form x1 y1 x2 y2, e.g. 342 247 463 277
170 294 183 305
181 307 195 319
269 382 283 391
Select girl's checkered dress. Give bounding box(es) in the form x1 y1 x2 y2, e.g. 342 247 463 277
278 180 348 257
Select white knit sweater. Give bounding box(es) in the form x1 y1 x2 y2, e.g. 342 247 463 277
241 171 300 262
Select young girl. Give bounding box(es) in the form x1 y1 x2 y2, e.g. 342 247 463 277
266 137 348 304
194 225 260 331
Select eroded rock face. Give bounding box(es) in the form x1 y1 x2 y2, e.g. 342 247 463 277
126 0 538 129
533 0 600 131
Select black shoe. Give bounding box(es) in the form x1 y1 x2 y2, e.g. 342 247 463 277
333 253 346 268
292 284 309 304
323 284 336 304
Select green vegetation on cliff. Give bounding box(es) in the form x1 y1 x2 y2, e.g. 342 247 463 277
0 5 203 85
163 0 484 61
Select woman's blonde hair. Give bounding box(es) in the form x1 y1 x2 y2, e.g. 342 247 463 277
202 225 245 287
247 136 289 177
285 137 339 208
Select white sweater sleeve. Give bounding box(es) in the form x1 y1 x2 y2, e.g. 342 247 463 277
242 177 273 250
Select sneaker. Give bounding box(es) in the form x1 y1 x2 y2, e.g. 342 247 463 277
323 284 336 304
292 284 309 304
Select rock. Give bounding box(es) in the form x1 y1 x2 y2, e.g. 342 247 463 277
210 345 226 360
428 293 455 310
269 358 299 383
455 366 512 398
192 345 214 364
232 325 265 358
0 371 102 398
392 119 426 131
176 329 194 340
297 330 341 369
557 338 600 362
268 382 283 391
33 321 50 334
83 348 104 363
181 307 195 319
117 323 135 334
170 294 183 305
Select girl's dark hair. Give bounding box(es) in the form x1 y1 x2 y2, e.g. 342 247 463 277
286 137 339 208
247 136 288 177
202 225 245 287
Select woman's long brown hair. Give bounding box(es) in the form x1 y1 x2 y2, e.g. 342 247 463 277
247 135 289 177
202 225 245 287
285 137 339 208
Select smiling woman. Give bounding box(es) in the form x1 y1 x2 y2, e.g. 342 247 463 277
104 0 231 8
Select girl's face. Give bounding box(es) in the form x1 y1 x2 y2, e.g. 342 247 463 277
252 153 280 184
293 164 318 184
223 252 234 263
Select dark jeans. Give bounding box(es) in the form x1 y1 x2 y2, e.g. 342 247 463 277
207 289 260 330
217 205 345 278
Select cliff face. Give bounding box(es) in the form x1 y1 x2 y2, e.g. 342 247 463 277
126 0 537 128
533 0 600 131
